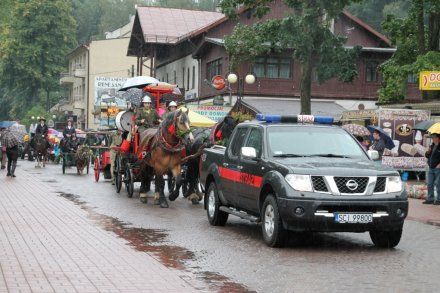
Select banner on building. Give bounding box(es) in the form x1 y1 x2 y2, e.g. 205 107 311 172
186 104 232 122
94 76 128 126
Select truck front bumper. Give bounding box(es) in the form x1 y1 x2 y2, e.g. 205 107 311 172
277 197 408 232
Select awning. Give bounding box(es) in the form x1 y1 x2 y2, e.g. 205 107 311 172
179 107 216 128
241 98 347 118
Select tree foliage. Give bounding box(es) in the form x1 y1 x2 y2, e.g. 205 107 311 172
0 0 77 120
378 0 440 103
221 0 361 114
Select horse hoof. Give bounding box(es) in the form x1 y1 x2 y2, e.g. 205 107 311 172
191 199 199 205
153 199 160 205
160 200 169 208
168 191 179 201
139 194 148 203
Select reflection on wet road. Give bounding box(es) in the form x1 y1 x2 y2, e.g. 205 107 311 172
58 192 253 293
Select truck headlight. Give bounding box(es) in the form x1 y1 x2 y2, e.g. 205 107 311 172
285 174 313 192
387 176 403 193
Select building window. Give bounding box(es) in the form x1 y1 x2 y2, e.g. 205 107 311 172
166 73 169 83
407 74 417 84
253 57 291 79
365 60 379 82
187 68 190 90
173 70 177 84
206 58 222 80
182 67 185 88
192 66 195 89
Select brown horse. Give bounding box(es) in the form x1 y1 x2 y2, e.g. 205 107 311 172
75 145 91 175
32 135 48 168
138 109 196 208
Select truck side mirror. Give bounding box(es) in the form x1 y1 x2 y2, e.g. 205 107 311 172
367 150 379 161
241 147 257 159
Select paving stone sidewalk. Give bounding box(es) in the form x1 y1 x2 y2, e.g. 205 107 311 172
0 168 199 293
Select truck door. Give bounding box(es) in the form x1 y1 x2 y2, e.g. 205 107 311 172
220 126 249 204
236 126 265 213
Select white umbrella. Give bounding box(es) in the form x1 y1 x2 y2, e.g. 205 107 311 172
119 76 160 91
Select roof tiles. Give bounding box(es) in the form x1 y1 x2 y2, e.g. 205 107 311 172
137 7 224 44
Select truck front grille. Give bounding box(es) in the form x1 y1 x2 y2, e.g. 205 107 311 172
310 176 390 195
334 177 369 194
312 176 328 192
373 177 386 192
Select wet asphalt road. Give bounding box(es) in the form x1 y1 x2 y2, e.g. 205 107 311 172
21 159 439 292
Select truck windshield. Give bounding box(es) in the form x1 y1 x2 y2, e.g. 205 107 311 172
267 126 367 158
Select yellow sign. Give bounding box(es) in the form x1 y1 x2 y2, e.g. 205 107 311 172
419 71 440 90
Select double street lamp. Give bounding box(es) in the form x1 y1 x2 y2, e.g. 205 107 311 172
226 72 256 100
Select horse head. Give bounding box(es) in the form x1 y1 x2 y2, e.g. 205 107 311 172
213 115 239 144
164 109 193 142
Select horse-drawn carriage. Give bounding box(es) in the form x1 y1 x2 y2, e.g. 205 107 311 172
60 135 91 175
114 76 239 207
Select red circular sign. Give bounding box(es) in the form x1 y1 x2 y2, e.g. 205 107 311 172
211 75 226 90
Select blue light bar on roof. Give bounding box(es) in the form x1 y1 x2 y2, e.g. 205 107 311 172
256 114 334 124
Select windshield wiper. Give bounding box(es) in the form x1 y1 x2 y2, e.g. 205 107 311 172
308 154 351 158
273 154 309 157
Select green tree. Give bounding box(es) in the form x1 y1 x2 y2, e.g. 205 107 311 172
378 0 440 103
221 0 361 114
73 0 104 43
348 0 395 33
0 0 77 118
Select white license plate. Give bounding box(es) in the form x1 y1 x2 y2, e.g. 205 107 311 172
335 213 373 224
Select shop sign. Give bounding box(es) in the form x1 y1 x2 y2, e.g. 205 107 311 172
187 104 232 122
211 75 226 90
419 71 440 90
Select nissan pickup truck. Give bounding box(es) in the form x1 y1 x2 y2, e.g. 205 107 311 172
199 114 408 248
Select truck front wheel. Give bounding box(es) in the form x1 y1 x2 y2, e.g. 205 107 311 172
261 194 286 247
207 182 228 226
369 227 403 248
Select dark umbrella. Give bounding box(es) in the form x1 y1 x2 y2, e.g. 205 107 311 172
2 129 21 148
413 120 437 131
367 125 395 149
121 88 144 107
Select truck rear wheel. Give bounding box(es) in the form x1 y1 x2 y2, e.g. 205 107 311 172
207 182 228 226
369 228 403 248
261 194 286 248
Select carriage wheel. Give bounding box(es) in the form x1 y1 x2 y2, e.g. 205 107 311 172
93 157 99 182
62 155 66 174
125 164 134 198
115 157 122 193
86 158 90 174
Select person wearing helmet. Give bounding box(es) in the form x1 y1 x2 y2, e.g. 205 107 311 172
162 101 178 121
135 94 161 135
34 117 51 150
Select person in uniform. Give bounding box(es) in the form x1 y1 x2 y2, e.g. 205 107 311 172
162 101 178 121
109 130 123 185
135 95 161 141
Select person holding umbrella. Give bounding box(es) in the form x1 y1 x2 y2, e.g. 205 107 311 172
424 133 440 205
0 127 21 177
369 130 386 159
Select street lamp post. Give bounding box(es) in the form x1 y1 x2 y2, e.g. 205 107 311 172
226 72 256 100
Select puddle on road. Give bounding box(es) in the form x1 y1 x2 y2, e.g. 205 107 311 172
57 192 253 293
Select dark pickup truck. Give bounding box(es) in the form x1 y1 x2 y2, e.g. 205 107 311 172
199 115 408 248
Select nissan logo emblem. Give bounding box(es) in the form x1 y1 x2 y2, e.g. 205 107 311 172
346 179 359 191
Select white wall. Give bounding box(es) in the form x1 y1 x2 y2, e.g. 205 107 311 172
156 55 199 100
